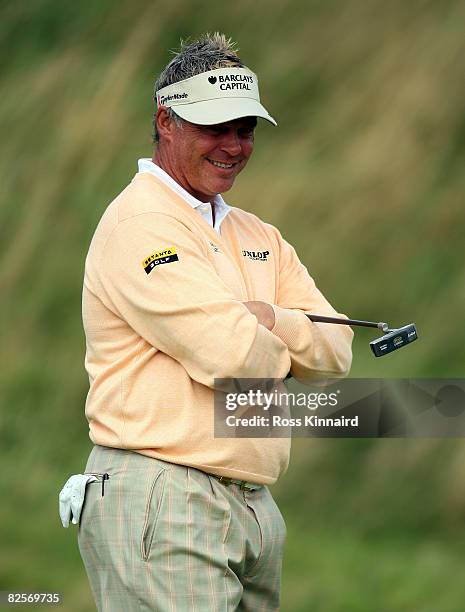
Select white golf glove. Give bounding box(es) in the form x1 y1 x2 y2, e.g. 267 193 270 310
59 474 97 528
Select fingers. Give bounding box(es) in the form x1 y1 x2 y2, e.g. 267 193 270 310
59 485 72 528
70 479 86 525
58 475 98 527
70 476 96 524
59 476 78 528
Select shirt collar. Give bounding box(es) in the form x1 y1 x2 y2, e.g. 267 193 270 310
137 158 231 231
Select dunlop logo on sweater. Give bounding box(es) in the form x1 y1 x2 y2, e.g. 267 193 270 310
142 247 178 274
242 250 270 261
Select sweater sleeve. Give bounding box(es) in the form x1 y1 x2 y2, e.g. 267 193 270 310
269 228 353 380
98 212 291 388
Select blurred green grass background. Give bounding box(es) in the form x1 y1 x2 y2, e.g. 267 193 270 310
0 1 464 610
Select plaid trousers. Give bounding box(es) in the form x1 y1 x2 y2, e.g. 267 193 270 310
78 445 286 611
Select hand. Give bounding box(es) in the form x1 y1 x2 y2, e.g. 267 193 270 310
243 301 275 331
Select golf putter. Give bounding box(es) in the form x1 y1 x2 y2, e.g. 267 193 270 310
305 314 418 357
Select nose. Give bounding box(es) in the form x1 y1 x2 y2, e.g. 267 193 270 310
220 130 242 157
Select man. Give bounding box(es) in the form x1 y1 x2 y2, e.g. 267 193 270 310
64 33 353 611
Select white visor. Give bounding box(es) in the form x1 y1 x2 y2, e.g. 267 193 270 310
156 67 277 126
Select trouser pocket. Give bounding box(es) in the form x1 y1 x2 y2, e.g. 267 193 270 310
84 472 110 496
141 467 167 561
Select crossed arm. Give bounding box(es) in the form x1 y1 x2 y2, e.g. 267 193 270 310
97 213 352 386
243 300 275 330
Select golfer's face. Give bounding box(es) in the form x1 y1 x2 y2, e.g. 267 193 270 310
171 116 256 201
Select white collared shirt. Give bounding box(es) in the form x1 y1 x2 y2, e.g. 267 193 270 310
137 158 232 233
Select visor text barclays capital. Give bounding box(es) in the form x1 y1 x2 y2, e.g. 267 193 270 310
216 74 253 91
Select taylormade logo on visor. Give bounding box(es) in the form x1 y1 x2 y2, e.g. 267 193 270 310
157 92 188 106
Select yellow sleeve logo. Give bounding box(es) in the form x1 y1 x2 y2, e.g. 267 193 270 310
142 247 178 275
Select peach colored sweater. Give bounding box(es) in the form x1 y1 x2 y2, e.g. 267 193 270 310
82 172 353 484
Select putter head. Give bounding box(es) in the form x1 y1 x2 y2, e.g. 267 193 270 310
370 323 418 357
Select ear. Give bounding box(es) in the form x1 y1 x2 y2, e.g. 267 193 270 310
156 107 176 143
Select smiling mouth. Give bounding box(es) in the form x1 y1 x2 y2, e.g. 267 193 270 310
206 158 238 170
